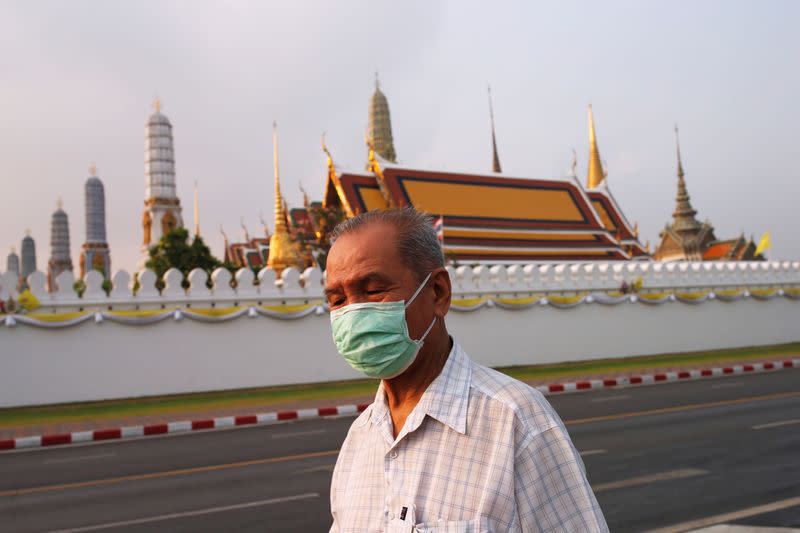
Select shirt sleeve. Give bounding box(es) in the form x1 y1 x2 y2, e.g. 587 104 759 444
514 424 609 532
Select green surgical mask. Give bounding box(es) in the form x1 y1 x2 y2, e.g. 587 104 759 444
330 272 436 379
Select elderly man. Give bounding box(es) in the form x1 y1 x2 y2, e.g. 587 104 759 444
326 209 607 533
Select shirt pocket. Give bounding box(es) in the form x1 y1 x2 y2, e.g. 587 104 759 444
414 519 478 533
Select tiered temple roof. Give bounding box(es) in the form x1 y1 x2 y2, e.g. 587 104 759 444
317 92 648 263
654 127 761 261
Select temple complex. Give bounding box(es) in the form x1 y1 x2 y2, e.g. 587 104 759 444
141 98 183 266
314 83 648 263
48 199 73 290
221 82 766 268
653 128 760 261
80 164 111 278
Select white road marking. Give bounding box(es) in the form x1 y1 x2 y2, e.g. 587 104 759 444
293 463 336 475
684 525 800 532
593 468 707 493
590 394 631 403
43 453 116 465
710 381 744 389
271 428 327 439
752 418 800 430
578 449 607 457
646 495 800 533
46 493 320 532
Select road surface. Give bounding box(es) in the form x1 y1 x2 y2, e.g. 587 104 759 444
1 369 798 532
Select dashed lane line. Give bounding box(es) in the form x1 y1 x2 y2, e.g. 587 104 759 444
593 468 707 493
579 449 607 457
751 418 800 430
46 493 320 532
42 453 116 465
647 495 800 533
564 391 800 426
4 391 798 499
0 450 339 498
271 429 327 440
590 395 631 403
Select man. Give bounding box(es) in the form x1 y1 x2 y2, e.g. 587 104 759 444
326 209 608 532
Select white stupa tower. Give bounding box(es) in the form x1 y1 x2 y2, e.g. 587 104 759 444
141 97 183 265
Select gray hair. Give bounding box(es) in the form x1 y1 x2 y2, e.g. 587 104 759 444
330 208 444 281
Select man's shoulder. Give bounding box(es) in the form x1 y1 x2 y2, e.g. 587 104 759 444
466 354 561 436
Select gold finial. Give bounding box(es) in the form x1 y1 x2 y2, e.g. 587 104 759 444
570 148 578 178
321 132 332 159
153 96 161 113
193 181 200 237
375 71 380 90
645 240 651 253
587 104 605 189
240 217 251 242
56 196 63 210
633 221 639 238
89 162 97 176
299 182 310 208
25 228 31 237
259 212 270 238
674 124 684 178
488 84 502 173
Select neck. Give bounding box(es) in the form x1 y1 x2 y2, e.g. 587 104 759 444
383 329 452 410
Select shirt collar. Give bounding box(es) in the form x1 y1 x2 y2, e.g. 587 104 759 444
370 341 471 436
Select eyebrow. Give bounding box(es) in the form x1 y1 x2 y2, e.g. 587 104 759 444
324 271 396 297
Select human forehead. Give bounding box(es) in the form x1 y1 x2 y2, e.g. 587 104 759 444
325 224 410 288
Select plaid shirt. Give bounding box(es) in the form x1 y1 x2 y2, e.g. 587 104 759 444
330 342 608 532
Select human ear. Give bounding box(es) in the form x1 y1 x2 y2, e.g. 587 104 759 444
431 267 451 317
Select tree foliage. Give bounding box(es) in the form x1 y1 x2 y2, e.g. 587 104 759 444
145 228 221 286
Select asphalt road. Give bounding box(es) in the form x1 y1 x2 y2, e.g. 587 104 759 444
0 370 798 532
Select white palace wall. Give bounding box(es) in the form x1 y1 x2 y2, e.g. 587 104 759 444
1 261 799 407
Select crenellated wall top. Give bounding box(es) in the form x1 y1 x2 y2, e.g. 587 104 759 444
0 261 799 313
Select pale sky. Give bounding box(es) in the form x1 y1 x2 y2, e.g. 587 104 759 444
1 0 798 274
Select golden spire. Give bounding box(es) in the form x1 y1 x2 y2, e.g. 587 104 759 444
670 124 703 234
56 196 63 210
153 96 161 113
193 181 200 237
488 85 502 173
587 104 605 189
267 121 300 274
89 162 97 177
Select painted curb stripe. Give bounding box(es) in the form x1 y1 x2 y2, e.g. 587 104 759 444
2 358 797 452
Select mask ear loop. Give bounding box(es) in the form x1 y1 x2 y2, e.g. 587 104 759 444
404 272 433 309
417 314 437 344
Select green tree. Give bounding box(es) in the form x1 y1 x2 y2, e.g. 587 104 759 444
145 228 222 288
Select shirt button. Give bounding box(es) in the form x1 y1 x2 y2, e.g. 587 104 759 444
390 450 398 459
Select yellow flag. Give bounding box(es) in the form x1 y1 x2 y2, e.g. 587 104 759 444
755 232 771 257
18 289 40 311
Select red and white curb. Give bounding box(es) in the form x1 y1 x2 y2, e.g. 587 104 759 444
2 358 798 452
